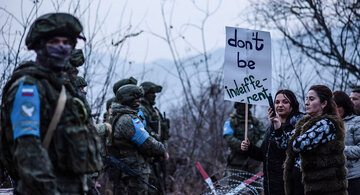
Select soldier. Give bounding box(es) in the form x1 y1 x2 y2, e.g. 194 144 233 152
74 76 111 156
102 77 138 124
74 76 88 96
69 49 111 155
107 84 168 194
103 97 115 123
73 76 110 194
139 82 170 144
0 13 102 194
68 49 84 79
223 103 265 175
139 81 170 194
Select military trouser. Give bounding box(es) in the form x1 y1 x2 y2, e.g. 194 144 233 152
56 173 88 195
112 174 149 195
104 165 150 195
14 174 86 195
148 162 165 195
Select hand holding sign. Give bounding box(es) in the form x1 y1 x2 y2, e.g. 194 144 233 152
224 27 272 140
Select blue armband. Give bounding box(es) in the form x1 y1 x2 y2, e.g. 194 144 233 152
10 82 40 140
131 118 150 146
137 108 147 126
223 120 234 136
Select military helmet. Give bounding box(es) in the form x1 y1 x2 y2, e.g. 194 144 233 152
140 81 162 94
69 49 85 67
234 102 252 110
106 97 116 111
25 13 83 50
113 77 138 95
116 84 144 104
75 76 87 88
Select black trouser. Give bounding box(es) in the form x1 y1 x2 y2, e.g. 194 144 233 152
348 177 360 195
292 167 304 195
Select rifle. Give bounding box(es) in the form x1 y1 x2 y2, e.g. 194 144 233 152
105 156 159 191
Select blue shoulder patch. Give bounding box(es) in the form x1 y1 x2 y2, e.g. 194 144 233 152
10 82 40 140
131 118 150 147
223 120 234 136
137 108 147 126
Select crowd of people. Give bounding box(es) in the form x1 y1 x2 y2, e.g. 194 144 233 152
1 12 360 195
229 86 360 195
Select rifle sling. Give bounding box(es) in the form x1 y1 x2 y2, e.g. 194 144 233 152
42 85 67 150
154 108 161 137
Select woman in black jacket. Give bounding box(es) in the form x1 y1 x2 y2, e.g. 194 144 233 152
241 89 303 195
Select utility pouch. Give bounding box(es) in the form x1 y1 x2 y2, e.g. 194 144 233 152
149 120 159 133
54 124 102 174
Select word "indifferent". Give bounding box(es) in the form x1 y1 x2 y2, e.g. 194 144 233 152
224 75 269 103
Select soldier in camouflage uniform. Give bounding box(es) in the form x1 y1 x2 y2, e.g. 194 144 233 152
139 81 170 195
0 13 103 194
74 76 87 96
67 49 84 78
104 97 116 123
223 103 265 175
102 77 138 124
107 84 168 194
74 76 111 157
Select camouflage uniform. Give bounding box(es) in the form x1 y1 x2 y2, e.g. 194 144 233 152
139 82 170 195
139 82 170 144
72 59 109 159
0 13 102 194
107 84 166 195
223 103 265 174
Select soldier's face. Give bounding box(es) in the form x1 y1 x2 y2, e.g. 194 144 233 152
46 36 71 47
79 87 87 95
131 98 141 109
275 94 292 119
146 93 156 104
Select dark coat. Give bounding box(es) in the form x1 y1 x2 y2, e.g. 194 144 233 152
284 114 348 195
247 113 303 195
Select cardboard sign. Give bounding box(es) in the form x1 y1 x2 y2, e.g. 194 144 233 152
224 27 271 106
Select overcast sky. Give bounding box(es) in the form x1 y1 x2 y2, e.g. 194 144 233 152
1 0 260 62
1 0 286 113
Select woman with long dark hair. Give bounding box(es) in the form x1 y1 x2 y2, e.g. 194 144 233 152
241 89 303 195
334 91 360 195
273 85 347 195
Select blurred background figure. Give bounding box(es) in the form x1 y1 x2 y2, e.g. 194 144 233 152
223 102 265 184
350 87 360 116
334 91 360 195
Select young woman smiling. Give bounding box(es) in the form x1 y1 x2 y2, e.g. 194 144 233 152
241 89 303 195
273 85 347 195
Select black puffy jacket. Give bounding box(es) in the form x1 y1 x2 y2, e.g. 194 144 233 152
246 113 303 195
